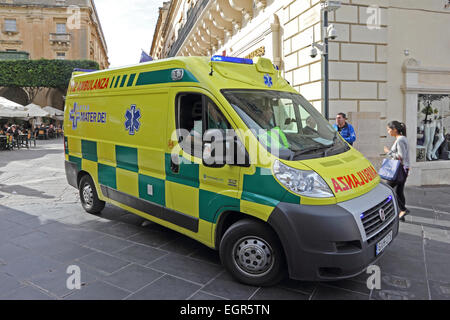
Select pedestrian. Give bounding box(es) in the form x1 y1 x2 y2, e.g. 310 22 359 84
2 123 9 134
48 124 55 139
333 113 356 146
384 121 410 221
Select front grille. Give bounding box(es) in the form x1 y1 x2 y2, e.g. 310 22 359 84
367 220 396 245
361 197 396 240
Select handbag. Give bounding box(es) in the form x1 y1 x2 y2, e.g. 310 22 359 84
379 158 406 183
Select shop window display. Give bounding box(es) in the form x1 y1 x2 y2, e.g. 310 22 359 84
417 94 450 162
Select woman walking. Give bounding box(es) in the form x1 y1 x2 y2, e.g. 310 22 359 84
384 121 410 221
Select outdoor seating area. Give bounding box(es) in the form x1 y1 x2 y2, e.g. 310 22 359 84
0 97 64 151
0 126 35 151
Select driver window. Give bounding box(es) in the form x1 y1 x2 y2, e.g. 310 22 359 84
206 98 231 131
176 93 231 158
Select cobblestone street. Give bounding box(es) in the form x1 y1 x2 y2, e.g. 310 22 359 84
0 140 449 300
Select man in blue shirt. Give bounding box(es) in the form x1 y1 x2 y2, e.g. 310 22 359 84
333 113 356 146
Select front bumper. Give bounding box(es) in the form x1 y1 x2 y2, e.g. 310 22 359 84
268 183 399 281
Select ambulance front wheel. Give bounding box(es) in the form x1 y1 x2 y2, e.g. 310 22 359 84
219 219 286 287
79 175 105 214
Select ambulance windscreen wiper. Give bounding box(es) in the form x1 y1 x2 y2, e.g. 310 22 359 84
290 145 330 160
325 132 351 157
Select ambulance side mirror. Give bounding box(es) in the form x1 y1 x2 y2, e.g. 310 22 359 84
203 129 250 168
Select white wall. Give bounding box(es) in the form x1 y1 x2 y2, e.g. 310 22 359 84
387 4 450 145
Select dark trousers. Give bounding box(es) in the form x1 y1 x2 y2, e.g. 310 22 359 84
387 169 409 212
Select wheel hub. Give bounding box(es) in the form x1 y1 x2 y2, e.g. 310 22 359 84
82 184 94 208
233 237 274 276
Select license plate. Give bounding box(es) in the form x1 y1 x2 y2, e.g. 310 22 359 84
376 231 393 256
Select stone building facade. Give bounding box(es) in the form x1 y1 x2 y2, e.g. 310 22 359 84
0 0 109 109
151 0 450 186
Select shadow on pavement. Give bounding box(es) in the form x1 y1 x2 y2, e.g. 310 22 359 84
0 184 55 199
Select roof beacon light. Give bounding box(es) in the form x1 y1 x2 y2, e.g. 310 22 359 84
211 55 253 65
73 68 97 73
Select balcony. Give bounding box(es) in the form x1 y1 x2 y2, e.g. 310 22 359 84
166 0 268 57
50 33 70 45
168 0 210 57
2 28 19 36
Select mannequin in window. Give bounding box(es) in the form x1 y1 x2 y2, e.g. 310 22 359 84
424 119 437 161
431 118 445 160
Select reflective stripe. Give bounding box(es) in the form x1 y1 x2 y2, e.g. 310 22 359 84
135 69 198 86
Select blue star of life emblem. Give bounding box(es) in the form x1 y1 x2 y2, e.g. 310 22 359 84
69 103 81 130
264 74 273 87
125 104 141 135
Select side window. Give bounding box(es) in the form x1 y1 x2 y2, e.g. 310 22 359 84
206 98 231 131
177 93 203 158
176 93 231 158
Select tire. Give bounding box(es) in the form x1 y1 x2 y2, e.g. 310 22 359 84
79 175 105 214
219 219 286 287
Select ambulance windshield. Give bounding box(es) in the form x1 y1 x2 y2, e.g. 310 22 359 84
222 89 350 160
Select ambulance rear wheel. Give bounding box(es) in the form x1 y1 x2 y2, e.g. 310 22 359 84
79 175 105 214
219 219 286 287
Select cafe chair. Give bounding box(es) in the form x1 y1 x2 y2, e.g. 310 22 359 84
28 132 36 148
38 129 46 140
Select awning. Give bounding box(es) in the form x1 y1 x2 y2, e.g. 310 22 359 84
0 97 29 118
25 103 50 118
0 108 28 118
43 106 64 119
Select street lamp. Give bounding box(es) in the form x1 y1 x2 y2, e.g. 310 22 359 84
310 0 341 120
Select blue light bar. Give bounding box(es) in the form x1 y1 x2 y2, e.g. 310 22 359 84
211 55 253 65
73 68 98 73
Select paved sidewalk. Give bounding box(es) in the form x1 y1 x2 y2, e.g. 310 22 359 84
0 140 449 300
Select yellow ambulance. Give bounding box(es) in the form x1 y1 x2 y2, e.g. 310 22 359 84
64 56 399 286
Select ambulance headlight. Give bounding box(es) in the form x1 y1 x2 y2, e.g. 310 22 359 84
273 160 334 198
